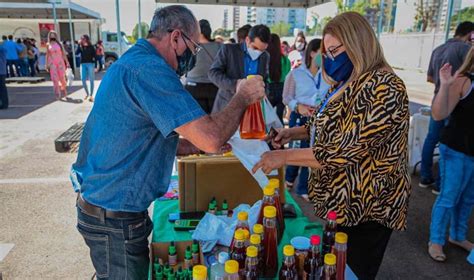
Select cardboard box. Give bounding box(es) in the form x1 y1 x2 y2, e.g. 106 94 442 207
178 155 285 212
150 241 204 279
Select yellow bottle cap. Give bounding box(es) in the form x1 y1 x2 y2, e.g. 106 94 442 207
268 178 280 190
263 186 275 196
335 232 348 244
246 246 258 258
225 260 239 274
242 229 250 240
283 245 295 257
222 151 234 157
253 224 263 234
237 211 248 221
263 206 277 218
192 265 207 279
324 253 337 266
234 229 245 240
250 234 261 245
247 75 258 79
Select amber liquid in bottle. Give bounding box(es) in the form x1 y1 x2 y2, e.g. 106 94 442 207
273 188 285 241
230 238 246 271
244 255 259 280
322 212 337 256
279 253 297 279
262 213 278 278
304 239 322 280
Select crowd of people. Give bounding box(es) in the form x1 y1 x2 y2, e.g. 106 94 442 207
1 35 40 78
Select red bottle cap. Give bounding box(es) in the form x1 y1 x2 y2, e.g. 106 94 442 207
310 235 321 245
327 211 337 220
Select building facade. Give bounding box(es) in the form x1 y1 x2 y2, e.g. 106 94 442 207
244 7 306 34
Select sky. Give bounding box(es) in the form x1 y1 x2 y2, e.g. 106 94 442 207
72 0 474 35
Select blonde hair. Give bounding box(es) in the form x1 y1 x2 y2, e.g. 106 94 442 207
458 47 474 75
321 12 390 85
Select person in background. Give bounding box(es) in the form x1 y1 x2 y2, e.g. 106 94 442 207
420 21 473 194
267 33 291 122
30 38 39 74
76 35 96 102
63 40 73 71
45 31 69 100
227 38 236 44
95 40 105 72
291 31 307 59
214 35 225 44
17 39 28 77
253 12 410 279
428 48 474 262
26 39 36 77
0 37 8 109
74 40 81 68
281 41 291 56
71 6 265 278
185 19 221 114
237 24 252 44
209 24 270 113
4 35 21 78
281 38 330 200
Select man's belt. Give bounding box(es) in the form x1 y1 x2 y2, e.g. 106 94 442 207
77 194 146 220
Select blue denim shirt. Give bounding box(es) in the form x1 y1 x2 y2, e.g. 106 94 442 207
0 43 6 75
71 39 205 212
242 43 259 77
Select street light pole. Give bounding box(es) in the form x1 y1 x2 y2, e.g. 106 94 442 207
377 0 385 39
68 5 77 75
444 0 454 42
115 0 123 56
52 2 57 31
138 0 142 39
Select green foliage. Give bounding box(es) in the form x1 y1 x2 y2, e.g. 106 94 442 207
451 7 474 29
270 22 292 37
132 22 150 40
212 28 233 38
127 36 136 44
336 0 380 15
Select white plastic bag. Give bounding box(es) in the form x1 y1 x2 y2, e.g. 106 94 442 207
262 97 283 130
66 68 74 87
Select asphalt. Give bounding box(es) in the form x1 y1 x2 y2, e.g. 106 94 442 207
0 69 473 279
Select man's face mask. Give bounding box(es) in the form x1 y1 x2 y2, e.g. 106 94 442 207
247 41 263 61
174 32 199 77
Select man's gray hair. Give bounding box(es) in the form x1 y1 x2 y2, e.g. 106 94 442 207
150 5 198 39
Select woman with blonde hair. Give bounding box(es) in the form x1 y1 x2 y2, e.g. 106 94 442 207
45 31 69 99
253 12 410 279
428 47 474 262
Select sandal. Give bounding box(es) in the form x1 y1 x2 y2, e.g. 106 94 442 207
285 181 294 190
448 238 474 252
428 242 446 262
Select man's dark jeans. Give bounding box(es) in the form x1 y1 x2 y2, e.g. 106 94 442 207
6 60 19 78
0 75 8 109
76 206 152 279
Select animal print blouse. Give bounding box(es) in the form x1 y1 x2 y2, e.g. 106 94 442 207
306 70 411 231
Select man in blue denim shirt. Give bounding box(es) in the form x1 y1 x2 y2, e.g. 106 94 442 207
71 6 265 279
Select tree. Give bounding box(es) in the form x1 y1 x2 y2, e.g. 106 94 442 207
414 0 438 32
213 28 233 38
132 22 150 41
270 22 291 37
451 7 474 30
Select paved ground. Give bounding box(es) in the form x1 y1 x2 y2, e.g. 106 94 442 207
0 69 472 279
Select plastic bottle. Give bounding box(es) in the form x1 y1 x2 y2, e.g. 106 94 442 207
279 245 298 280
236 211 250 231
244 246 259 280
168 268 176 280
210 252 229 280
257 186 276 225
184 246 193 270
224 260 240 280
192 265 208 280
230 229 247 270
268 178 285 238
304 235 322 280
249 234 263 272
169 241 178 266
262 206 278 278
322 211 337 255
322 254 336 280
155 265 164 280
208 202 216 214
211 197 218 212
153 256 162 278
192 240 200 265
221 200 229 216
334 233 347 280
252 224 264 243
242 228 250 247
176 267 185 280
164 263 171 277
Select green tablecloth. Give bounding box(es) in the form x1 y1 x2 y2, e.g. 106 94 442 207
151 190 323 266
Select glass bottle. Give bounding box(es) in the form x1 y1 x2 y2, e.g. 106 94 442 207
334 233 347 280
279 245 298 280
155 265 164 280
230 229 247 270
221 200 229 216
257 186 277 225
164 263 171 278
304 235 322 280
268 178 285 238
184 246 193 270
192 265 208 280
153 256 161 278
242 228 250 248
262 206 278 278
208 202 216 215
322 211 337 256
252 223 264 244
168 268 176 280
169 241 178 266
249 234 263 272
244 245 259 280
225 260 240 280
192 240 200 265
176 267 184 280
210 252 228 280
231 212 250 249
322 254 336 280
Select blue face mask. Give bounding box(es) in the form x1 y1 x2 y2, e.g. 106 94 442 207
175 46 196 77
323 51 354 83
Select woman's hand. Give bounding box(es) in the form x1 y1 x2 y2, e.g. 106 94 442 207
297 104 315 117
270 128 293 149
252 150 287 174
439 63 457 86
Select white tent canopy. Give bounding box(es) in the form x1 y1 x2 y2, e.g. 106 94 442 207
155 0 329 8
0 1 101 20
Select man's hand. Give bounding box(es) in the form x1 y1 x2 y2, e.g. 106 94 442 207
235 76 265 106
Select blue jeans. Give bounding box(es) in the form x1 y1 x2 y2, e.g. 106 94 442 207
77 206 152 279
19 58 29 77
81 63 95 96
6 60 19 78
420 116 445 183
28 58 36 77
285 111 310 195
429 144 474 245
0 75 8 109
